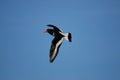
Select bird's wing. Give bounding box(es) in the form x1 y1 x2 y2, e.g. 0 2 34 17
49 37 63 63
47 24 62 32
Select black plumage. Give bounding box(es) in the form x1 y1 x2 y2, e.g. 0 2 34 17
44 24 72 63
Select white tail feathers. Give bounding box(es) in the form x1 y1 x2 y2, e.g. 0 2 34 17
64 33 72 42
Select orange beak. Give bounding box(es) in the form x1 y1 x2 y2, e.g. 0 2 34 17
43 30 48 33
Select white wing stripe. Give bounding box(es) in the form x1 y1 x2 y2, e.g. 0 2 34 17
50 38 63 61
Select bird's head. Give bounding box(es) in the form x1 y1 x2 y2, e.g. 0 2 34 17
43 29 54 35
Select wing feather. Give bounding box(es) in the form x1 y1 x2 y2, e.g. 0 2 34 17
47 24 62 32
49 37 63 63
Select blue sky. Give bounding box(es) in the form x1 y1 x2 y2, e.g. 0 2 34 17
0 0 120 80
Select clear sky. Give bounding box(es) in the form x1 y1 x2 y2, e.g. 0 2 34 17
0 0 120 80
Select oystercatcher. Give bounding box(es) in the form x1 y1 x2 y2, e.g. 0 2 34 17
44 24 72 63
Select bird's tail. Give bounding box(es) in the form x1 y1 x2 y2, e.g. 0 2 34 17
64 33 72 42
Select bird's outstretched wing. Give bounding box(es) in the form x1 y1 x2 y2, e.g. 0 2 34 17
49 37 63 63
47 24 62 32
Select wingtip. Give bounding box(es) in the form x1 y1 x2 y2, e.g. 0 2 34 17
50 59 54 63
50 55 57 63
47 24 54 27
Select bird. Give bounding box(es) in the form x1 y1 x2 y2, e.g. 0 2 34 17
44 24 72 63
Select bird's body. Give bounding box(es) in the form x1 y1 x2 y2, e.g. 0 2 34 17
44 24 72 63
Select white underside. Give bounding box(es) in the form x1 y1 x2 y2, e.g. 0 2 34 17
59 32 69 41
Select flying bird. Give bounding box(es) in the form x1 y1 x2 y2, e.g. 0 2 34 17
44 24 72 63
